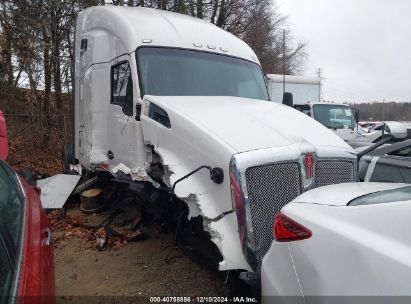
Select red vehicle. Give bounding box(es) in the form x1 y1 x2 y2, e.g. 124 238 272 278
0 112 55 303
0 111 8 161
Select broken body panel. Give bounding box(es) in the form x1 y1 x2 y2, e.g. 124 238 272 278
74 7 357 275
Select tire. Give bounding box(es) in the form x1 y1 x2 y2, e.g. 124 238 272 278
225 271 254 298
62 144 75 174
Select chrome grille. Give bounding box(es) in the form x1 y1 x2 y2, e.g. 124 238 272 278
315 161 354 187
245 163 301 266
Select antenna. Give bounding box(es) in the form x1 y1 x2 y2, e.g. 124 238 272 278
283 29 286 96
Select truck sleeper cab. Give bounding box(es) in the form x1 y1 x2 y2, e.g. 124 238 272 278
73 6 357 285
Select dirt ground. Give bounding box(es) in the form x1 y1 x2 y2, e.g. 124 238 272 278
4 98 231 303
53 206 229 303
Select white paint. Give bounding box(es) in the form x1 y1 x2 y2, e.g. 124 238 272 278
266 75 377 146
267 74 320 104
364 156 380 182
111 162 157 184
288 182 406 207
74 6 358 273
262 182 411 298
141 95 355 271
385 121 408 139
346 130 383 148
143 96 350 153
75 6 258 68
74 6 259 172
37 174 81 209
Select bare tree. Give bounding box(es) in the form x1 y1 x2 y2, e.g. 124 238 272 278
0 0 306 150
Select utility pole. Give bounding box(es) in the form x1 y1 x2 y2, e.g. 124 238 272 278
283 29 286 96
316 68 324 102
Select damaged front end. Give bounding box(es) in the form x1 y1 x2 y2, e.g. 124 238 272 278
229 144 357 271
82 94 358 292
136 95 358 275
105 156 235 271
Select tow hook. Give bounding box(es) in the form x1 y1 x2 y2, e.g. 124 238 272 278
240 271 261 298
239 271 260 286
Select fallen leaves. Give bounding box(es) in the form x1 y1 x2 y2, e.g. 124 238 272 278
48 210 96 247
7 119 65 176
48 210 142 251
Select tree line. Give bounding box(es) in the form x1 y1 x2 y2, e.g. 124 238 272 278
353 102 411 122
0 0 306 149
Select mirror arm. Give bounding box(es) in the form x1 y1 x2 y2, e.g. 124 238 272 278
135 103 142 121
357 135 392 160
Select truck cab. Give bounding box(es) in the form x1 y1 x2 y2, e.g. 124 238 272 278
73 6 357 286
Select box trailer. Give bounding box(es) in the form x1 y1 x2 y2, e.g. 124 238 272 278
266 74 321 104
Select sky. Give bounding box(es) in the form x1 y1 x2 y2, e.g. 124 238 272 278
276 0 411 103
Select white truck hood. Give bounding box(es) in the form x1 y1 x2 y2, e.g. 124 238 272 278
145 95 352 153
292 182 408 206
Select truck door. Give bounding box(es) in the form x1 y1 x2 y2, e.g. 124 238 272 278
78 78 86 157
106 55 140 169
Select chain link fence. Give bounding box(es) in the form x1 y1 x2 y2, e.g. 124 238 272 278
4 112 72 174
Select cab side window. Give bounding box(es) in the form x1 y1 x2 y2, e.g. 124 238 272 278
0 163 23 247
111 61 133 116
389 146 411 157
0 162 23 299
0 240 13 298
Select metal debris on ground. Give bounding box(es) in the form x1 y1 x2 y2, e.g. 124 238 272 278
80 188 104 214
95 227 107 250
48 209 146 251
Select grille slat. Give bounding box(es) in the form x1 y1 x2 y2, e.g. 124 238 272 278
315 161 354 187
245 163 301 266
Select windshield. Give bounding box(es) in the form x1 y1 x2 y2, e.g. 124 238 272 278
136 47 269 100
294 104 312 116
312 104 356 129
349 186 411 206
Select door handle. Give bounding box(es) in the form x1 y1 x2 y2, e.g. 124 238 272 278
42 227 53 247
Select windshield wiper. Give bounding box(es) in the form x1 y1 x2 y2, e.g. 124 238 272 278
323 124 337 130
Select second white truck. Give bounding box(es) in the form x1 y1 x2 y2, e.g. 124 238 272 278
267 74 384 147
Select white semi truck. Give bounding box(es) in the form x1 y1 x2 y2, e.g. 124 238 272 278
266 74 384 148
70 6 358 289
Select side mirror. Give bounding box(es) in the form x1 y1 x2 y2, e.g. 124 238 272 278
384 121 407 139
282 92 294 107
352 108 359 124
357 121 408 160
135 103 142 121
